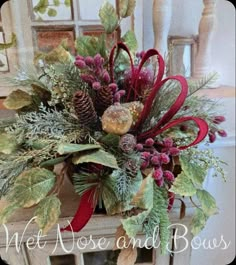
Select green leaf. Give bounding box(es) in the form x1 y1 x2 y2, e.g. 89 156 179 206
53 0 60 6
196 189 218 216
122 30 137 51
3 90 33 110
191 208 207 236
119 0 129 17
72 149 119 169
122 211 150 237
64 0 71 7
57 143 100 155
121 0 136 18
99 1 119 34
100 134 120 148
0 133 18 154
0 203 20 224
170 172 197 196
40 156 67 167
34 195 61 235
180 153 207 187
0 33 17 50
131 175 153 210
47 8 57 17
7 168 56 208
33 0 49 14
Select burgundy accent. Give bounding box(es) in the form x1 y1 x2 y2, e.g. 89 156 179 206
61 189 95 232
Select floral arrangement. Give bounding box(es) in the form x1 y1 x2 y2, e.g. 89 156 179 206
0 1 227 262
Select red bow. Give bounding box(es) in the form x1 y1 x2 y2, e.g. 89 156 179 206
109 42 209 149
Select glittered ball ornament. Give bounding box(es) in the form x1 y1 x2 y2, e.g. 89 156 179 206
101 104 133 135
122 101 144 126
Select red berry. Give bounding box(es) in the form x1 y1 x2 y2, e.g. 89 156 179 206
151 155 160 166
159 153 170 164
85 56 94 66
75 59 86 69
209 132 216 143
141 160 149 170
141 152 151 160
108 83 118 93
92 82 101 90
163 138 173 147
75 55 84 60
156 178 164 187
164 170 175 182
135 143 143 151
153 168 163 180
145 138 154 146
217 129 227 137
169 147 180 156
213 116 226 124
102 71 111 84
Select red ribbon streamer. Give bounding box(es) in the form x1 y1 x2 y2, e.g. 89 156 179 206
61 189 95 232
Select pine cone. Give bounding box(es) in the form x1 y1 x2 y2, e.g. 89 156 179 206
95 86 113 116
124 158 140 178
119 134 137 153
73 90 97 127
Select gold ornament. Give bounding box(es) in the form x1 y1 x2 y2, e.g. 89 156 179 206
122 101 144 125
101 104 133 135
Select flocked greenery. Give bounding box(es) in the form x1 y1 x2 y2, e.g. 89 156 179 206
0 1 228 263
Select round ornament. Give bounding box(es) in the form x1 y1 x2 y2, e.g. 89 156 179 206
122 101 144 125
101 104 133 135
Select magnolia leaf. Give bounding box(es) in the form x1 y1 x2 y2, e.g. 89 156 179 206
119 0 129 17
122 30 137 51
0 33 17 50
100 134 120 148
40 156 67 167
31 84 51 101
117 246 137 265
0 203 20 224
180 154 207 187
121 0 136 17
170 172 197 196
57 143 100 155
0 133 18 154
34 195 61 235
122 210 149 238
44 45 71 64
131 175 153 210
191 208 207 236
99 1 119 34
72 149 119 169
7 168 56 208
3 90 32 110
103 198 132 215
113 225 130 250
196 189 218 216
47 8 57 17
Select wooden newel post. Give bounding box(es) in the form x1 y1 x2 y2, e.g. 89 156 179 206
152 0 172 57
194 0 217 78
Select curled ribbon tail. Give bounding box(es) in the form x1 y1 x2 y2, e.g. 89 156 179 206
61 188 96 232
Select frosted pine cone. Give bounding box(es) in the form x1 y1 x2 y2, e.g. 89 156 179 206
73 90 97 127
95 86 114 116
119 134 137 153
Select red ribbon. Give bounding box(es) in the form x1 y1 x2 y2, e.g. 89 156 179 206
108 42 209 149
61 188 96 232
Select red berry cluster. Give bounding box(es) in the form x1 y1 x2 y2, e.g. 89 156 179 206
74 54 125 102
208 116 227 143
136 137 180 187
